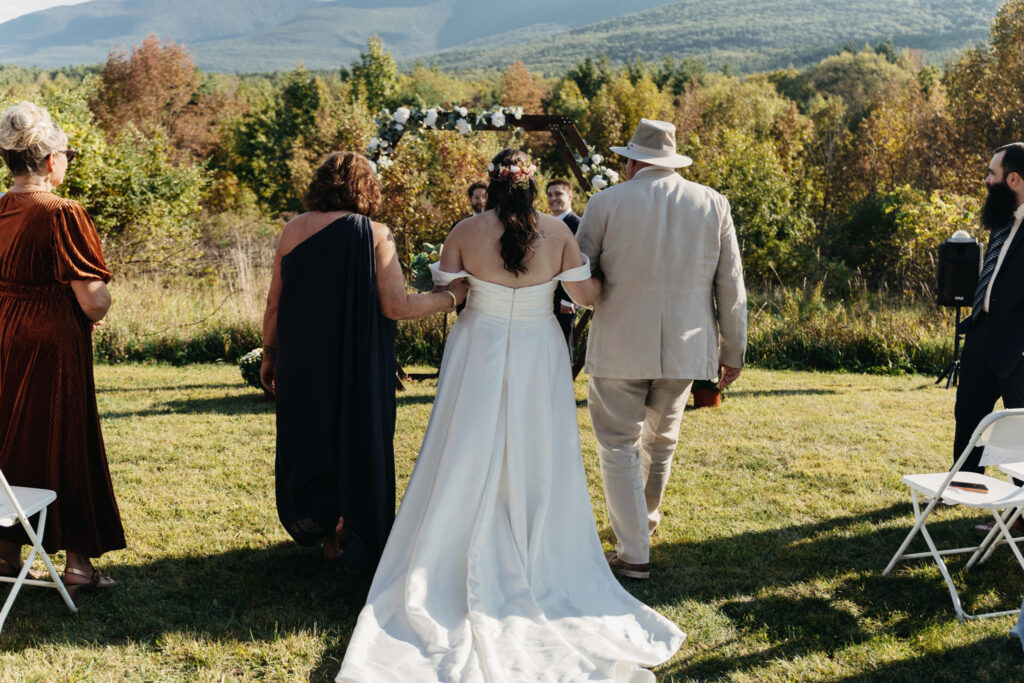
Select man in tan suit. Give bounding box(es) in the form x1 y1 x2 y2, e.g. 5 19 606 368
576 119 747 580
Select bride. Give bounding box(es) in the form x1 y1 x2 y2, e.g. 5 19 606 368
337 148 684 682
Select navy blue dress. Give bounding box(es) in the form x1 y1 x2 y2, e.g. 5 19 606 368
274 214 397 572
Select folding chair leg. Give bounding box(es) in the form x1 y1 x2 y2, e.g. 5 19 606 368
30 509 77 614
883 491 940 577
916 516 967 622
993 513 1024 573
0 508 76 634
964 509 1014 569
972 508 1024 567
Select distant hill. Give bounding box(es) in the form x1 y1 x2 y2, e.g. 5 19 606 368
0 0 675 71
0 0 1006 73
423 0 1007 74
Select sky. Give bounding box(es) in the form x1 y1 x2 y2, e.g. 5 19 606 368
0 0 89 24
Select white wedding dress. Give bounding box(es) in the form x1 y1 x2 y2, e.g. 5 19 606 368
337 258 685 683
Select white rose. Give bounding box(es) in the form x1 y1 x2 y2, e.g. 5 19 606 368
487 163 495 171
369 137 379 150
393 107 411 124
592 176 608 190
510 165 520 173
424 108 438 128
455 118 471 134
607 169 619 182
458 106 468 117
580 164 590 173
378 156 394 169
394 123 404 132
591 154 603 165
513 107 523 119
490 111 506 128
379 138 389 148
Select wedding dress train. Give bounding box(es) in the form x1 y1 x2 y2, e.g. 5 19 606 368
337 259 684 682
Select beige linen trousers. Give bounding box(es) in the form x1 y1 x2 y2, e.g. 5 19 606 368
576 167 747 564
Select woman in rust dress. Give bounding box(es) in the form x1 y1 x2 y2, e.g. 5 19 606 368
0 102 123 588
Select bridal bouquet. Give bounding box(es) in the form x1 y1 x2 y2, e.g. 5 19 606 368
408 242 442 292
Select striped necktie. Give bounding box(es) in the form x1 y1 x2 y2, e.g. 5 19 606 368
972 218 1015 317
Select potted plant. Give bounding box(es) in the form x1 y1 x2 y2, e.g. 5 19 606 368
691 378 721 408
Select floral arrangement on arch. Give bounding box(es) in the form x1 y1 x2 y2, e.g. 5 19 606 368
574 147 619 191
366 105 525 172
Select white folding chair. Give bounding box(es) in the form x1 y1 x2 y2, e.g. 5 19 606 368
0 468 77 634
883 408 1024 621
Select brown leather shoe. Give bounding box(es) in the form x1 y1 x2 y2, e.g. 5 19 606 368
604 551 650 580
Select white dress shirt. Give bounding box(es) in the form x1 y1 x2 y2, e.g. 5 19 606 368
984 202 1024 311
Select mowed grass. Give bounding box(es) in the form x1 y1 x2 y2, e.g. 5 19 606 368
1 364 1023 681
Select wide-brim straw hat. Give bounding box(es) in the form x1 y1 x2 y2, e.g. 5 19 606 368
610 118 693 168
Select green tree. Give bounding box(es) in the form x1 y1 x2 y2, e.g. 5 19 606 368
350 35 400 113
565 55 611 100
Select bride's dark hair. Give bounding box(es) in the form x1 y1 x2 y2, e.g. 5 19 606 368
486 148 538 275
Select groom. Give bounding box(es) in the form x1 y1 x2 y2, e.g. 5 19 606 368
576 118 747 580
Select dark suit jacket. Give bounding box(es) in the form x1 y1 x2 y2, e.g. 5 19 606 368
554 212 580 348
961 227 1024 378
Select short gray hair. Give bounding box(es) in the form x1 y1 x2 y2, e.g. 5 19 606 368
0 101 68 175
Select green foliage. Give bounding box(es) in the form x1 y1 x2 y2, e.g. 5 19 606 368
88 127 207 269
1 82 207 271
565 56 611 99
224 67 325 214
351 35 400 113
747 284 951 374
827 187 978 294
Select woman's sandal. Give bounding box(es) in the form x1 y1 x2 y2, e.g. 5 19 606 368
0 556 43 580
63 566 116 589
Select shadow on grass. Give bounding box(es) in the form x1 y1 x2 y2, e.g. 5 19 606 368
396 394 436 407
0 541 368 681
726 388 839 398
101 393 275 419
95 383 242 393
644 503 1024 680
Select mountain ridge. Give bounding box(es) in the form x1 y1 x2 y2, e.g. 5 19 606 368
0 0 1005 73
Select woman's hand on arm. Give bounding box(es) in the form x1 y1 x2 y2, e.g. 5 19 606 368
70 279 111 322
375 222 466 320
558 236 602 307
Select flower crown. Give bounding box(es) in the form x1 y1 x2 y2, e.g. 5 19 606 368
487 160 536 189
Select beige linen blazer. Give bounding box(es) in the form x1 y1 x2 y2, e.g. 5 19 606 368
576 167 747 380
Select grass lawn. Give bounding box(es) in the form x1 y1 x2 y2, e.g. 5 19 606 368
1 364 1023 681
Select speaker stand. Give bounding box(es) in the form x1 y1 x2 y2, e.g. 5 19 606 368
935 306 964 389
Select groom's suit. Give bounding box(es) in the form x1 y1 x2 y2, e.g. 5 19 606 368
576 166 746 565
554 211 581 351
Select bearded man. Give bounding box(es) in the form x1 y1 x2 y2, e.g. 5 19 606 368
954 143 1024 498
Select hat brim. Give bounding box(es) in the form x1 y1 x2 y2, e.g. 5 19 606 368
610 146 693 168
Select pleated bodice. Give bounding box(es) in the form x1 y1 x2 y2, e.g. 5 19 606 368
463 277 558 320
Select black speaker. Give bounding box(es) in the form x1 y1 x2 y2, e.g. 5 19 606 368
936 237 982 307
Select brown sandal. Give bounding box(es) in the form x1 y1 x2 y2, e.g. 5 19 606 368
0 556 43 581
63 566 116 589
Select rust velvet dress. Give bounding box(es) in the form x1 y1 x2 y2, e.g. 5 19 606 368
0 191 125 556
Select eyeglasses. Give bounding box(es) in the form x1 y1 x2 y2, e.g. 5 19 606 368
58 149 77 164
